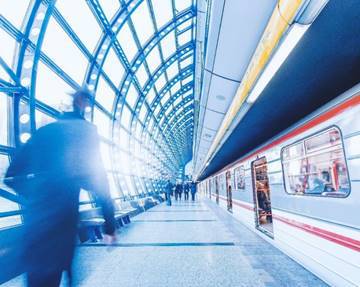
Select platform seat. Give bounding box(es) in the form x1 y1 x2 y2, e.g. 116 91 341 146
78 208 105 242
114 201 135 225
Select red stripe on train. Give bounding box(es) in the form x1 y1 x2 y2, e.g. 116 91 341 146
213 195 360 252
273 215 360 253
217 194 254 211
219 94 360 173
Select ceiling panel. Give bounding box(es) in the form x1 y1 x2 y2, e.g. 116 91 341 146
211 0 277 80
206 74 238 113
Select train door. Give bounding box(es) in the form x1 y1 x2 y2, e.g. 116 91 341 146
252 157 273 237
215 176 219 204
226 171 232 212
209 179 212 199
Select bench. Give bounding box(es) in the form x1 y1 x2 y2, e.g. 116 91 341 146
78 208 105 242
114 201 136 226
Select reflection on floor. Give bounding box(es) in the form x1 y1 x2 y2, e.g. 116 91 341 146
4 197 327 287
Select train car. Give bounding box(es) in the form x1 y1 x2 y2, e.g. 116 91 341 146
200 84 360 287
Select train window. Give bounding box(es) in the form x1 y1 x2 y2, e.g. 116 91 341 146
282 127 350 197
234 165 245 190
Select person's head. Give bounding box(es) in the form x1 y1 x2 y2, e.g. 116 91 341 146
70 87 94 116
321 170 330 181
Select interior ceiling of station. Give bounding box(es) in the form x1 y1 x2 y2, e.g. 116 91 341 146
192 0 278 177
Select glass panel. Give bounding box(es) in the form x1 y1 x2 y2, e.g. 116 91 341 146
182 75 193 86
0 0 30 31
0 153 21 227
0 153 9 182
119 127 129 149
102 48 125 87
0 93 9 146
161 92 170 105
178 29 192 46
93 108 110 138
174 0 192 12
170 82 181 95
98 0 121 21
79 189 92 211
177 19 192 31
126 83 138 109
166 61 179 80
0 215 22 229
282 127 350 197
121 105 132 127
160 31 176 60
56 0 102 52
152 0 173 29
108 172 120 198
96 76 116 111
146 46 161 74
36 61 75 110
42 17 88 84
0 28 17 81
139 104 148 122
136 63 148 88
35 109 56 129
146 88 156 104
154 105 161 116
131 1 154 46
173 96 181 106
117 22 138 62
165 105 171 116
155 74 166 92
124 175 136 195
180 56 193 69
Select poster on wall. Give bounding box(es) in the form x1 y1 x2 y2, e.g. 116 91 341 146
234 166 245 190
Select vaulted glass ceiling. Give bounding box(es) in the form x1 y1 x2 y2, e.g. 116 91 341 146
0 0 197 213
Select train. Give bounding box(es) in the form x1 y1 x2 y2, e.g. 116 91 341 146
198 83 360 287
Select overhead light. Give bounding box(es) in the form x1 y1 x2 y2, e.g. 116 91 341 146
246 23 309 104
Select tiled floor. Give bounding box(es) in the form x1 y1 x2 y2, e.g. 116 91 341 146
3 197 327 287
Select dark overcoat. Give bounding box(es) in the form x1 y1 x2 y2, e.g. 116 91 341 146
5 112 116 275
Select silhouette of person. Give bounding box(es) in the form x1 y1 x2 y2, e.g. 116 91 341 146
4 87 116 286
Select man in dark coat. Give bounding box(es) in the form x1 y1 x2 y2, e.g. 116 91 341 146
5 88 116 286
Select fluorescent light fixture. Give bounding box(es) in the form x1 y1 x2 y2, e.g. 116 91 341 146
247 23 310 104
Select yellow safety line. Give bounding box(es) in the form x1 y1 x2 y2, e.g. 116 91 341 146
201 0 304 174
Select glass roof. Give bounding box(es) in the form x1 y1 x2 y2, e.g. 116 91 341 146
0 0 197 202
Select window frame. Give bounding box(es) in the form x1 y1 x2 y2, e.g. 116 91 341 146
280 125 351 198
233 165 246 190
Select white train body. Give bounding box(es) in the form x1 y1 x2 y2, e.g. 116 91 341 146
199 84 360 287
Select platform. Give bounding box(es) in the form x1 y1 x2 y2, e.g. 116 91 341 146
4 198 327 287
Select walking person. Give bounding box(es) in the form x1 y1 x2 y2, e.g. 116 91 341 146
4 87 117 287
165 180 172 206
174 183 179 200
178 183 183 200
191 181 197 201
184 182 190 201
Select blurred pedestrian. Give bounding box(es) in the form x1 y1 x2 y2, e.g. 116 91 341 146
191 182 197 201
4 87 117 287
